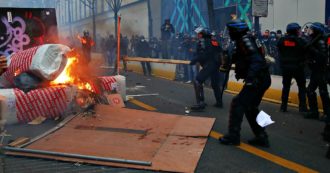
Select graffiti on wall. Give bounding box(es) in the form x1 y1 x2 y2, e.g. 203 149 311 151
162 0 208 34
0 8 58 57
0 16 30 56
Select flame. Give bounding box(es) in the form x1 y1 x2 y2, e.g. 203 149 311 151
77 34 87 44
14 69 21 76
50 55 94 92
51 58 76 84
77 34 95 46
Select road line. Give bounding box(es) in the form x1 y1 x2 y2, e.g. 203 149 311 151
210 131 318 173
128 99 157 111
130 98 319 173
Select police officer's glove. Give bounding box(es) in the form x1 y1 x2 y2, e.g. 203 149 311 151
189 60 196 65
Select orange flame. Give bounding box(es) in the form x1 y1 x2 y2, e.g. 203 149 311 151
50 53 94 92
14 69 21 76
77 35 87 44
77 34 95 46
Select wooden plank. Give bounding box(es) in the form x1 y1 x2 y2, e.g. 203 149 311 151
0 95 6 132
8 137 30 147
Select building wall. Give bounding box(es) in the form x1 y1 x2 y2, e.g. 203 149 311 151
56 0 149 39
150 0 162 38
259 0 325 32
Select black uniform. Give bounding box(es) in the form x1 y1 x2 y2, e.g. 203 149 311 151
219 20 271 147
306 32 330 119
190 34 223 110
136 38 152 76
277 34 307 112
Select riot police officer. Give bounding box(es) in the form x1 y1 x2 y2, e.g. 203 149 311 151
219 20 271 147
305 22 330 120
80 30 95 64
277 23 308 113
189 26 223 111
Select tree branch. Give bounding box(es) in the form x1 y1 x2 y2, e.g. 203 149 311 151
105 0 122 12
80 0 92 9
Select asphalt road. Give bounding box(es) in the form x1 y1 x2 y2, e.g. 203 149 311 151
1 72 330 173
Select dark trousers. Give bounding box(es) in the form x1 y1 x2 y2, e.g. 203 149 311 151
113 55 128 74
195 63 222 104
161 40 170 59
228 73 271 137
307 71 330 115
141 62 152 76
281 68 307 110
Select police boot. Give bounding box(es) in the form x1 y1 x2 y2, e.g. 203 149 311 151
219 133 240 146
305 91 319 119
248 132 270 148
219 99 243 146
191 80 206 111
214 101 223 108
298 93 308 113
299 106 308 113
190 103 206 111
304 111 319 119
280 104 287 112
323 123 330 142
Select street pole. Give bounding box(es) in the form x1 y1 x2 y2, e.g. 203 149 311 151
147 0 153 39
254 16 260 38
117 15 121 75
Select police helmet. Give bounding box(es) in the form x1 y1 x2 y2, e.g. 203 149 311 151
286 23 301 35
226 19 249 40
310 22 325 35
194 26 212 38
227 19 249 33
83 30 89 37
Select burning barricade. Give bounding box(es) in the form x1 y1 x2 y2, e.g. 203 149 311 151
0 44 126 125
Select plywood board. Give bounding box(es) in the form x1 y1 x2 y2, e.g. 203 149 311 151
6 105 215 173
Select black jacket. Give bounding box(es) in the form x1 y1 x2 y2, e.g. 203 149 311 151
277 35 306 70
307 36 328 71
161 23 175 40
233 34 268 82
190 38 222 67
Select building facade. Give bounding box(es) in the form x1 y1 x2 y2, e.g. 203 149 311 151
54 0 328 40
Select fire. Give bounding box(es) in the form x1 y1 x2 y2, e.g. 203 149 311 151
77 34 95 46
50 56 94 92
77 35 87 44
14 69 21 76
51 58 76 84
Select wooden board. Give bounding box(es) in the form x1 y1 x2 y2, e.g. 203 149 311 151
6 105 215 173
